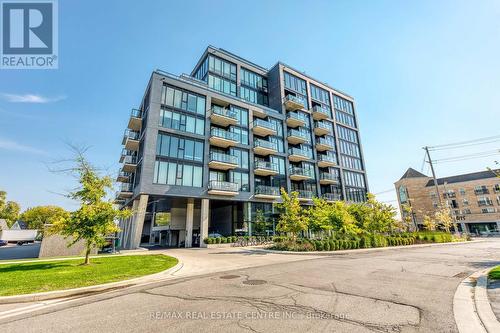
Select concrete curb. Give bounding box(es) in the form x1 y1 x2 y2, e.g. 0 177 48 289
475 271 500 332
246 240 480 256
453 268 500 333
0 258 183 304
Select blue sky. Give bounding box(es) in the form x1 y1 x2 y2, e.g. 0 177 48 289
1 0 499 211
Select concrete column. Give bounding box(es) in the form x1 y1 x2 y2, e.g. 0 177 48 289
130 194 149 249
185 198 194 248
200 199 209 247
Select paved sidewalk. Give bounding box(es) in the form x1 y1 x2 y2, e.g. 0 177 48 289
488 279 500 321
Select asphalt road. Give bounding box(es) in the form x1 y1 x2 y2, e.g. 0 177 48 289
0 243 40 260
1 239 499 332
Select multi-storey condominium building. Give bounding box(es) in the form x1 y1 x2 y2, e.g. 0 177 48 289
395 168 500 234
116 46 368 249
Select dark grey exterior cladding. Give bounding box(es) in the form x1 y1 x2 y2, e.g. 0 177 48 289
118 46 368 208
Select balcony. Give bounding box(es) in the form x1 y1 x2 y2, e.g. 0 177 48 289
289 167 313 181
322 193 342 202
209 128 239 148
295 189 313 202
317 154 337 167
122 129 140 151
283 94 305 111
128 109 142 131
311 105 330 120
254 160 279 176
320 172 339 185
288 147 311 162
314 121 331 136
116 183 133 199
286 112 307 128
209 152 238 170
475 188 489 195
117 171 131 183
209 106 238 127
122 155 137 173
254 139 278 156
208 180 239 196
119 149 134 163
252 107 267 119
287 129 308 145
316 137 335 151
252 119 276 137
254 185 281 199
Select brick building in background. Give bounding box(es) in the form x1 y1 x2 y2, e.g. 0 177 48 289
395 168 500 234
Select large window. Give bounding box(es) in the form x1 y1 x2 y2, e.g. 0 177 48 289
230 105 249 127
343 170 366 188
284 72 307 95
338 125 363 170
240 86 268 106
333 95 356 128
310 84 331 106
153 161 203 187
230 147 249 169
230 171 249 191
230 126 249 145
241 68 267 91
208 55 237 81
159 108 205 135
156 133 204 162
161 85 206 115
208 74 237 96
240 68 269 107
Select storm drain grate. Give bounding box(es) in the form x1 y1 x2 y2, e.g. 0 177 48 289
220 275 240 280
242 279 267 286
453 271 471 279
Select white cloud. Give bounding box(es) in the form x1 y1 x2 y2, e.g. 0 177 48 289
0 138 47 155
1 93 66 103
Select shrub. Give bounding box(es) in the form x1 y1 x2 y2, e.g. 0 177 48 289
215 237 221 244
315 240 323 251
360 236 372 248
329 240 336 251
323 241 331 251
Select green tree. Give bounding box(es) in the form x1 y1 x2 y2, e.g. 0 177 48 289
20 206 69 230
0 190 20 227
349 193 397 233
308 197 333 235
400 203 415 232
434 206 453 233
276 189 309 239
328 201 359 237
254 209 267 235
422 214 436 231
50 152 131 265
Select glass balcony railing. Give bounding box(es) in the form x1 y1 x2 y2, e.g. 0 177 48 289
289 167 313 178
254 139 278 151
311 105 330 117
316 137 335 147
118 171 132 179
287 112 307 123
210 152 238 165
284 94 305 107
322 193 342 201
314 121 332 131
119 183 133 192
210 127 239 141
209 180 239 192
124 129 140 140
254 160 278 172
131 109 142 118
255 185 280 196
287 129 309 140
295 189 313 199
318 154 337 164
211 105 238 120
288 147 311 158
122 155 137 164
320 172 339 182
253 118 276 131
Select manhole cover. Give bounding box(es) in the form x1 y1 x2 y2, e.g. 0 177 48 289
220 275 240 280
242 279 267 286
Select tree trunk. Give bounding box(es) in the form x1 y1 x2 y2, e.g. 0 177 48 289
83 244 91 265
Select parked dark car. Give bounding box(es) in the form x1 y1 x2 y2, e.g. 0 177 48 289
0 240 7 247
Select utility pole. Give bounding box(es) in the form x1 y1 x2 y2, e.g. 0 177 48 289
424 146 442 207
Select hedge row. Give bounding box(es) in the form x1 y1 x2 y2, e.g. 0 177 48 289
204 235 273 245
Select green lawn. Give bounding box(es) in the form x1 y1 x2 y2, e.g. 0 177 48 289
0 254 178 296
489 266 500 280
